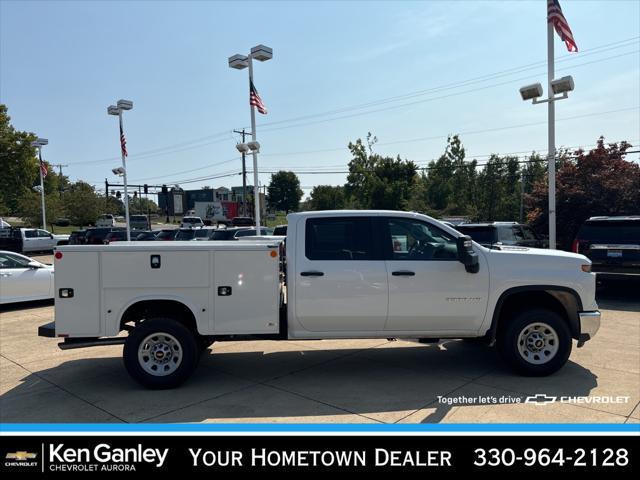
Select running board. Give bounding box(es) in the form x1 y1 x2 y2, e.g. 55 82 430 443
58 337 126 350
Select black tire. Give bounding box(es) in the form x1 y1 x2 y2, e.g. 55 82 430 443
123 317 199 389
497 308 572 376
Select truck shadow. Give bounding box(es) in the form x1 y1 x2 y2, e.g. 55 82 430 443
1 340 599 424
596 279 640 313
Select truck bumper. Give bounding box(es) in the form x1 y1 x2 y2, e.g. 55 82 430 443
577 311 601 347
38 321 56 338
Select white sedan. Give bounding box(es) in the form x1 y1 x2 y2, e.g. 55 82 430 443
0 251 54 305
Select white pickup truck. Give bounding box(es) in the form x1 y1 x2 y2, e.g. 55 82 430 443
38 210 601 389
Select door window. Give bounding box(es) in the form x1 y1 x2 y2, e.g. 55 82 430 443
522 226 538 241
0 253 30 269
37 230 51 238
24 230 37 238
305 217 374 260
386 218 458 260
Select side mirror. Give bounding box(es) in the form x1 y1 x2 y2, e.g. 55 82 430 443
27 261 42 269
457 235 479 273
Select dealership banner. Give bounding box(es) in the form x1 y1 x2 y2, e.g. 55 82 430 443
1 435 636 476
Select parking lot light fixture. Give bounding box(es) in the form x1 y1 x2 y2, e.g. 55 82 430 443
108 100 134 241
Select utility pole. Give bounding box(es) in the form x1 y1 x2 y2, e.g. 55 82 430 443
233 129 249 217
50 164 68 198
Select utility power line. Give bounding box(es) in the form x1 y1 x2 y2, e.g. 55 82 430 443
122 107 638 184
66 36 639 167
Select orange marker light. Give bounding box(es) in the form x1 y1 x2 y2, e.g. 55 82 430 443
270 250 277 258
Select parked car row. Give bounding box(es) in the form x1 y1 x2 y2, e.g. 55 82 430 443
452 216 639 281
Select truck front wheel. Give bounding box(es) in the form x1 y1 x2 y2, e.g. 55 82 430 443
497 308 572 376
123 317 199 389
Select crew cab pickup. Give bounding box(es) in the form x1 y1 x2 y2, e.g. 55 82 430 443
38 211 601 389
1 227 69 253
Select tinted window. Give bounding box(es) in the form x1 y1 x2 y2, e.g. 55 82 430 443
193 229 212 238
130 215 147 221
305 217 373 260
456 226 496 244
577 221 640 243
175 230 196 240
0 252 31 269
235 228 269 238
386 218 457 260
156 230 176 240
24 230 37 238
210 230 230 240
273 226 287 236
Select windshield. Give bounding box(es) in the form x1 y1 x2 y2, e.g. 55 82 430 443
578 221 640 243
193 229 211 238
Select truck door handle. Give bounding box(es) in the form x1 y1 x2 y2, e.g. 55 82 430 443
392 270 415 276
301 271 324 277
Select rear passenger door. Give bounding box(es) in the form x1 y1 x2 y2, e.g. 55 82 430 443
294 216 388 333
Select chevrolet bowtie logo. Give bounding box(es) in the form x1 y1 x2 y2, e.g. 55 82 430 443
525 394 557 405
6 451 37 460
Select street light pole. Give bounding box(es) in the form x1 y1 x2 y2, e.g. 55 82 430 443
108 100 133 241
547 22 556 250
37 145 46 229
31 138 48 229
229 45 272 234
118 109 131 241
247 56 261 231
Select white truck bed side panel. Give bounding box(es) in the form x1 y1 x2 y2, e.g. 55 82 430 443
55 251 101 337
213 250 279 334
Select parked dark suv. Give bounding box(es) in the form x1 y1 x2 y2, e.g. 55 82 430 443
456 222 545 249
573 216 640 280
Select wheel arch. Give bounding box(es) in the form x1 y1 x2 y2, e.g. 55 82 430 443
489 286 582 342
119 298 199 334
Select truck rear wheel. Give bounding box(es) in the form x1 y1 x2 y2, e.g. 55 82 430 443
497 308 571 376
123 317 199 389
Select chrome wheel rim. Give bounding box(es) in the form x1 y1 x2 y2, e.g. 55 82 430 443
517 322 559 365
138 332 183 376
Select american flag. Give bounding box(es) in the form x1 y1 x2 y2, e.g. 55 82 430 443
250 80 268 115
548 0 578 53
39 151 48 178
120 123 128 157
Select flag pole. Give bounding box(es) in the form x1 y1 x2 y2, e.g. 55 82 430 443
547 12 556 250
119 111 131 242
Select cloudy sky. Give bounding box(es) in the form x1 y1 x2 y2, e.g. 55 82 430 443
1 0 638 197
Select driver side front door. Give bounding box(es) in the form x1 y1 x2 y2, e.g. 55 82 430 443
383 217 489 334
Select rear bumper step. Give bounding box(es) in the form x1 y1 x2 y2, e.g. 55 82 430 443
38 321 56 338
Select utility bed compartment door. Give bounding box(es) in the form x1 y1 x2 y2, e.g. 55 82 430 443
54 251 101 337
101 251 209 288
213 250 279 334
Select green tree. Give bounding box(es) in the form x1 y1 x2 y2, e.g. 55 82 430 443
63 181 102 227
0 104 38 213
345 134 417 210
527 137 639 249
267 171 303 213
307 185 345 210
